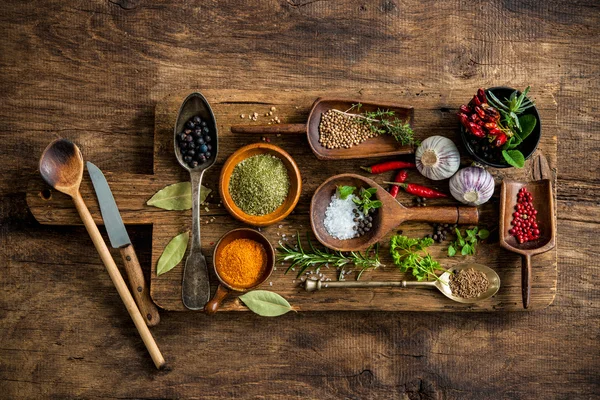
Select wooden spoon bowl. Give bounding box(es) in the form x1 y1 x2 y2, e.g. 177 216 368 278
219 143 302 227
205 228 275 314
499 179 556 308
231 98 414 160
311 174 479 252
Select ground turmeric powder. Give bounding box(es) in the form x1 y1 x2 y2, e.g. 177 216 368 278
217 238 267 289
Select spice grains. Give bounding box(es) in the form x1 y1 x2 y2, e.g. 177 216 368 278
319 110 378 149
449 268 489 298
217 238 267 289
229 154 290 216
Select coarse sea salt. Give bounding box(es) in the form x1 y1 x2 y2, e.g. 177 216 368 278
324 193 363 240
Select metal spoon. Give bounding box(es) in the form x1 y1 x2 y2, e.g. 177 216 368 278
304 263 500 304
39 139 165 368
174 92 218 310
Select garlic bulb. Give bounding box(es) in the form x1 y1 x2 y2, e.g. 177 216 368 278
449 166 495 206
415 136 460 180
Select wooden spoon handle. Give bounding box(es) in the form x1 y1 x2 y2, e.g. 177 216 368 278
230 123 305 135
119 244 160 327
521 254 532 309
205 284 231 315
402 206 479 225
72 192 166 369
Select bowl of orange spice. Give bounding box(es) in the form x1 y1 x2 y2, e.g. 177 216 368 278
205 228 274 314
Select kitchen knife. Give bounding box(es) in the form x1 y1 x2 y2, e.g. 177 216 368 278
87 162 160 326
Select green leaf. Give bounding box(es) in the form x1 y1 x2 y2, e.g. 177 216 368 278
502 150 525 168
337 185 356 200
478 229 490 239
156 231 189 276
466 229 477 239
461 245 470 256
518 114 537 140
448 245 456 257
147 182 211 210
239 290 293 317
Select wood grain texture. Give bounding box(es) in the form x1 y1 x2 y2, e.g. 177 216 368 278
26 88 558 311
2 0 599 398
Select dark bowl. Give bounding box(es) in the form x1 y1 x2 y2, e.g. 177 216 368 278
459 86 542 168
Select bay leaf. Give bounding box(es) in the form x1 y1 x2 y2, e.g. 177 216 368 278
238 290 293 317
156 231 189 276
147 182 211 210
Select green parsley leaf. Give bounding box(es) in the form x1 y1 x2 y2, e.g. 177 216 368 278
478 229 490 240
448 245 456 257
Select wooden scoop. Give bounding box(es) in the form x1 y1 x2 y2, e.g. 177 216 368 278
310 174 479 252
230 98 414 160
499 179 556 309
39 139 165 369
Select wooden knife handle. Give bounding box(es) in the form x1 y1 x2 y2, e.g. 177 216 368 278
120 244 160 327
230 123 306 135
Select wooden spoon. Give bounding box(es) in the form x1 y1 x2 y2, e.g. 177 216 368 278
499 179 556 309
231 98 414 160
311 174 479 252
39 139 165 369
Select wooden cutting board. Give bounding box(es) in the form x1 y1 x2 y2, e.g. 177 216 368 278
26 88 558 311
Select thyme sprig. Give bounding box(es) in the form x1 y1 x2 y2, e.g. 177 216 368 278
278 232 383 279
331 103 418 146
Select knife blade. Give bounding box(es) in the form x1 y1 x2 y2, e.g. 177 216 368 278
87 162 160 327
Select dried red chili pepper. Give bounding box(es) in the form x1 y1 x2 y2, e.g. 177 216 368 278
389 169 408 197
383 182 448 199
471 95 482 107
457 113 470 127
474 106 486 119
494 132 508 147
467 122 485 138
477 88 487 103
484 122 498 130
470 113 482 125
459 105 471 114
487 128 504 137
360 161 416 174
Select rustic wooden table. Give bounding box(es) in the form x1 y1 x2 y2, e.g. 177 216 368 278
1 1 598 399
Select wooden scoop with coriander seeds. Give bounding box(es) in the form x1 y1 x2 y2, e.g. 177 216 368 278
231 98 415 160
311 174 479 252
39 139 165 369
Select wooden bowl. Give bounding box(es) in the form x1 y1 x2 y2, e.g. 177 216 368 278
205 228 275 314
219 143 302 226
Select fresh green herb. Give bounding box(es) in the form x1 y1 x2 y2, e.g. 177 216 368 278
352 187 383 215
147 182 211 210
389 235 446 281
238 290 293 317
156 231 189 276
334 103 418 146
487 86 535 132
337 185 356 200
447 227 489 257
278 232 383 279
486 87 537 168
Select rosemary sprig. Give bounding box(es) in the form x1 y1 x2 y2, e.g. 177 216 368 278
277 232 383 279
331 103 418 146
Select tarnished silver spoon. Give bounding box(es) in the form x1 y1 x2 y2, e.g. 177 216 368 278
304 263 500 304
174 92 219 311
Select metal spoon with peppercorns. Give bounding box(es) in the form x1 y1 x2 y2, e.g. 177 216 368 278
174 92 219 311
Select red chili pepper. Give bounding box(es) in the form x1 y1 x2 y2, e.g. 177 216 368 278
477 88 487 103
494 132 508 147
488 128 504 137
474 106 486 119
360 161 416 174
467 122 485 138
484 122 498 130
469 113 482 125
389 169 408 197
471 95 482 107
457 112 470 127
383 182 448 199
459 105 471 114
